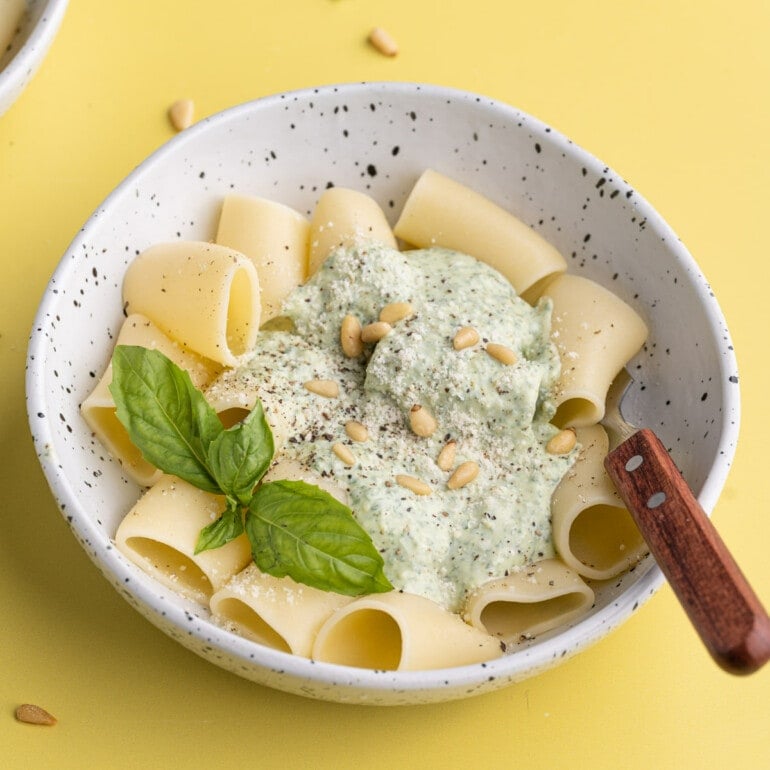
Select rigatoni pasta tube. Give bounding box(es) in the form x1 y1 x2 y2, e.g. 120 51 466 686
308 187 396 275
543 274 648 427
215 195 310 324
393 169 567 300
550 425 647 580
80 313 221 486
463 559 594 643
210 565 351 658
115 475 251 603
122 241 261 366
311 592 502 670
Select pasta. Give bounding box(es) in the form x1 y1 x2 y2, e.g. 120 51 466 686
115 475 252 603
393 168 567 301
308 186 396 275
89 169 650 671
311 591 503 670
550 424 648 580
463 559 594 643
215 195 310 324
81 313 220 486
210 564 351 657
542 273 648 428
123 241 261 366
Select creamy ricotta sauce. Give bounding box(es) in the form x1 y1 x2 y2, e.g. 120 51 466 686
205 243 576 611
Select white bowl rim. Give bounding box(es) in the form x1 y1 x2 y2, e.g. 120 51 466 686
26 81 740 697
0 0 69 116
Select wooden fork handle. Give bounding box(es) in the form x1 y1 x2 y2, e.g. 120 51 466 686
605 428 770 675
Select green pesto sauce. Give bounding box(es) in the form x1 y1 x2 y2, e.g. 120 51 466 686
206 243 576 611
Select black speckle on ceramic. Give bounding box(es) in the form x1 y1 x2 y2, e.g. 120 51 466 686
0 1 69 117
26 83 739 705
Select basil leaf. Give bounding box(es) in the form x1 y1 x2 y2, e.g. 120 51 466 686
110 347 393 597
110 345 223 493
195 497 244 554
207 401 274 506
246 480 392 596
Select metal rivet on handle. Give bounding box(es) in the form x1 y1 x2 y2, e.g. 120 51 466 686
647 491 666 509
625 455 644 472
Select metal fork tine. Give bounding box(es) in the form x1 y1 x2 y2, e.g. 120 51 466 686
602 368 636 450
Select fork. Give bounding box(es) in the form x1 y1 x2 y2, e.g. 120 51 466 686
602 370 770 674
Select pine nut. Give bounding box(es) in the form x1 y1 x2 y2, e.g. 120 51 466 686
486 342 517 365
546 428 577 455
361 321 392 343
304 379 339 398
15 704 57 726
168 99 194 131
395 474 432 495
436 440 457 471
345 420 369 442
340 314 363 357
453 326 480 350
409 404 437 437
368 27 398 57
379 301 413 324
447 461 479 490
332 443 356 466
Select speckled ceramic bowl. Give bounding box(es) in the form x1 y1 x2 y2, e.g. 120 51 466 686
0 0 68 117
26 83 739 705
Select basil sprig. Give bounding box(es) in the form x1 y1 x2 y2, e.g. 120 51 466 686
109 345 392 596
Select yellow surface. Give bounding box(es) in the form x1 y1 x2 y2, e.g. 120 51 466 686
1 0 769 767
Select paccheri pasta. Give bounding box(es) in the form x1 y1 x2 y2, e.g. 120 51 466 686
82 169 649 670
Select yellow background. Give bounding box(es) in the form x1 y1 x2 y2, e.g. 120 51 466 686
2 1 769 767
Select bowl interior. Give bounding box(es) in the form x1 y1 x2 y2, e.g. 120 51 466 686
0 0 69 117
27 83 739 704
